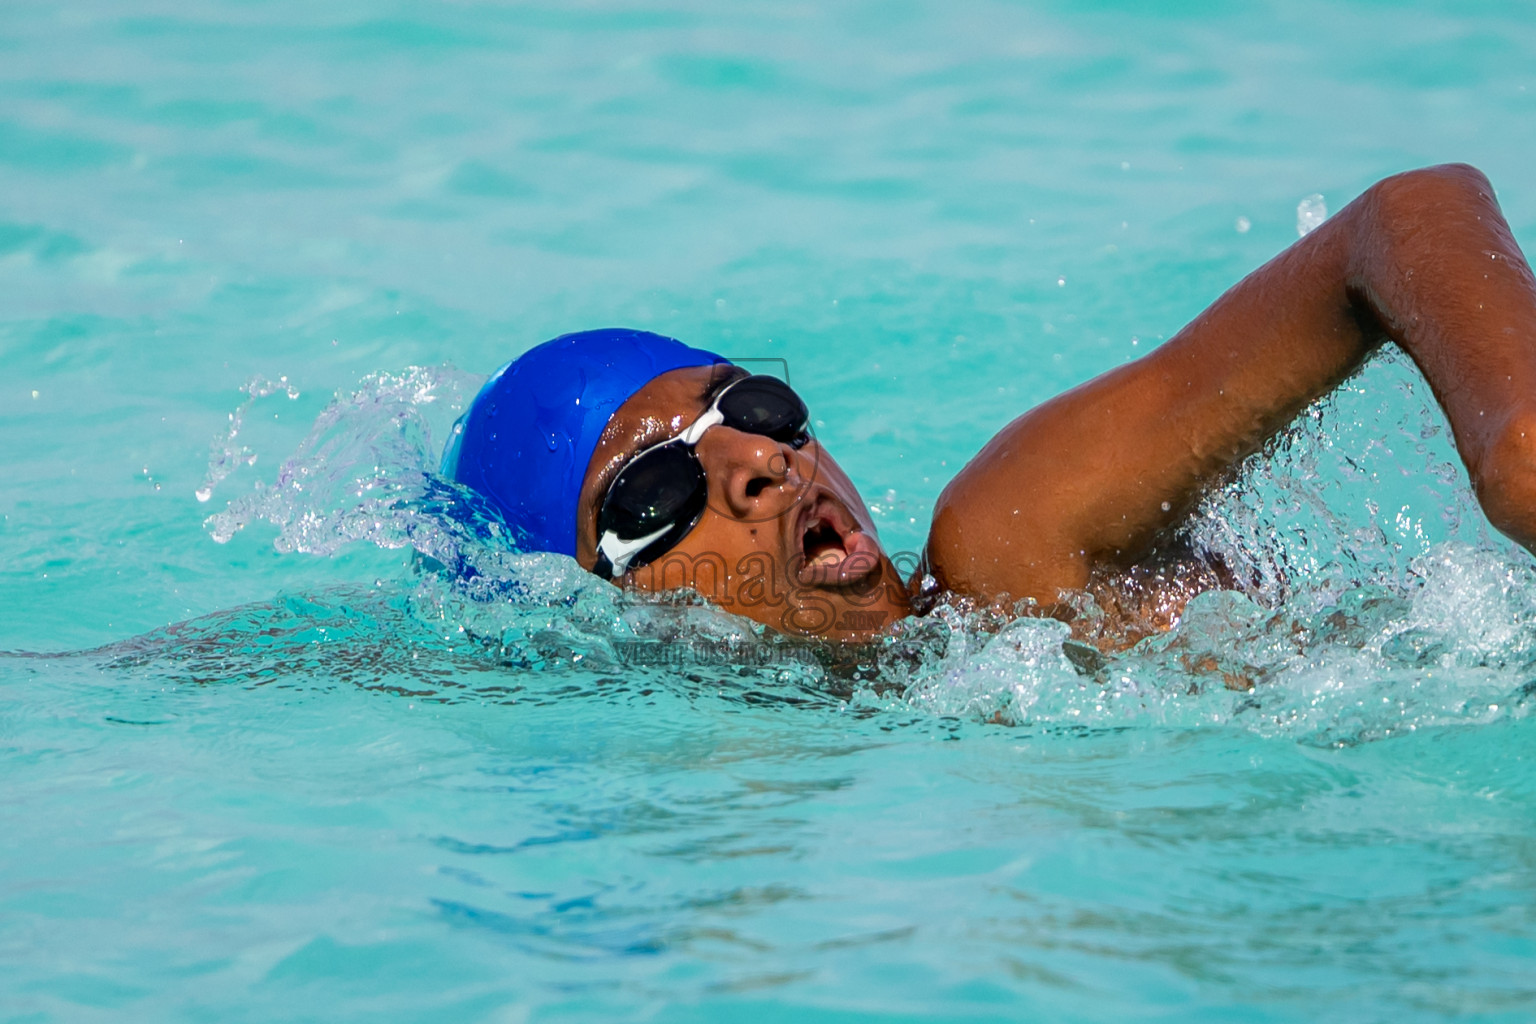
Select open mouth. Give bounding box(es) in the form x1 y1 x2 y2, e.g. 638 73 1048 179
795 497 883 587
803 520 847 568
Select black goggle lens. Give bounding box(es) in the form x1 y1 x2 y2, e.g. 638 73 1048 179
600 443 705 538
595 375 811 576
716 376 809 444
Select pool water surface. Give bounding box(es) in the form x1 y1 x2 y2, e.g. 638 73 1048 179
4 1 1536 1020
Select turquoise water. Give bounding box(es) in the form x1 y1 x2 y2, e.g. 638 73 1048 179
5 1 1536 1020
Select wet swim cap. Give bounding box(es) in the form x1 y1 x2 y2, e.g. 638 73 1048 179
444 328 728 557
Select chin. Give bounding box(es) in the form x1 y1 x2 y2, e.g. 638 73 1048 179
758 558 911 643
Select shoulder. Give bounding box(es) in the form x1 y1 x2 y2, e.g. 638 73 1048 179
920 442 1093 607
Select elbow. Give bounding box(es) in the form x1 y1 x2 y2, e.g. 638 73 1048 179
1360 163 1498 237
1343 163 1509 325
1372 163 1493 205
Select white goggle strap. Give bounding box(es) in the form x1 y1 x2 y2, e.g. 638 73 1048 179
678 405 724 446
597 522 673 577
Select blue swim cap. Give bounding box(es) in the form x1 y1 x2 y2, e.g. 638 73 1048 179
444 328 727 557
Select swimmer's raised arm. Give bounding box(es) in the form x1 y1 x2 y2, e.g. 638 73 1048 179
925 163 1536 605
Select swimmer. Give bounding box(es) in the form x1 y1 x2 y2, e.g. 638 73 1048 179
446 164 1536 644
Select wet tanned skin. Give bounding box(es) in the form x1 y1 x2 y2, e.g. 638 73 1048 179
578 165 1536 641
575 365 914 643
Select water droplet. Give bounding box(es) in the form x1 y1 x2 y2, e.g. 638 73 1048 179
1296 194 1328 236
195 486 212 502
1235 216 1251 233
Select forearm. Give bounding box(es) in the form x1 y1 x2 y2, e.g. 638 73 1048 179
1343 164 1536 544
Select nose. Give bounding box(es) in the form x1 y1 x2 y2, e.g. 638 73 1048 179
695 427 811 520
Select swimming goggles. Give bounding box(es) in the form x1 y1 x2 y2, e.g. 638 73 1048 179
594 374 811 579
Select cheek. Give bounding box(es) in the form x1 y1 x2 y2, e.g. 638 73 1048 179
815 464 877 532
636 512 798 602
806 449 859 497
682 511 782 566
624 515 792 607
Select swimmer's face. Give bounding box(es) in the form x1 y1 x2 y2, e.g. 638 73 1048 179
576 365 911 642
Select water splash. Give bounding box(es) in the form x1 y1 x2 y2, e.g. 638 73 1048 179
195 375 301 502
1296 193 1328 236
201 364 496 566
190 355 1536 746
193 364 831 698
1183 346 1497 609
872 350 1536 743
